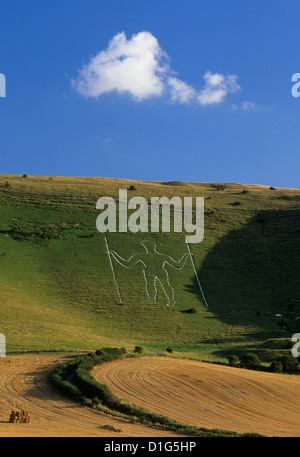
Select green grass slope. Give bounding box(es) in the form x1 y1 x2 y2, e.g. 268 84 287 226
0 174 299 358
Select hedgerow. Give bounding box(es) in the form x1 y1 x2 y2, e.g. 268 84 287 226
49 348 262 437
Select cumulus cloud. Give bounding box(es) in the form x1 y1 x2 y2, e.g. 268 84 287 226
167 77 197 104
71 31 240 106
198 71 240 105
71 31 168 101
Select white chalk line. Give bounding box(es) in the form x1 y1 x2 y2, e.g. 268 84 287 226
186 243 208 307
105 236 122 303
107 240 188 306
105 238 208 308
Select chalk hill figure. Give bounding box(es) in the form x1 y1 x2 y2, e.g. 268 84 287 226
110 240 188 306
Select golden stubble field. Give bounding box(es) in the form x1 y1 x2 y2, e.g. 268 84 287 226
1 354 300 437
93 356 300 437
0 355 181 437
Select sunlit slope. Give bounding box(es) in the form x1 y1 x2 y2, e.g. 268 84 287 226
0 174 299 353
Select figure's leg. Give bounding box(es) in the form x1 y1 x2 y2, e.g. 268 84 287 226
143 272 158 304
156 274 176 306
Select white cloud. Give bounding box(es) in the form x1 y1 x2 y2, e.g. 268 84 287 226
72 31 241 106
167 77 197 104
231 101 269 112
71 31 168 101
197 71 240 106
242 101 259 111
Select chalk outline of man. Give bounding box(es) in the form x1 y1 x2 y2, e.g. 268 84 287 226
110 240 188 306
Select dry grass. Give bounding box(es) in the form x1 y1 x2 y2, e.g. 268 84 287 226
93 356 300 437
0 355 183 437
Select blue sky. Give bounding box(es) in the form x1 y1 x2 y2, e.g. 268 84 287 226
0 0 300 188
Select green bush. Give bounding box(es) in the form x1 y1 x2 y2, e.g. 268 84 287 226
269 360 283 373
50 348 125 410
278 355 300 373
49 372 82 400
228 355 240 367
134 346 143 354
240 353 261 369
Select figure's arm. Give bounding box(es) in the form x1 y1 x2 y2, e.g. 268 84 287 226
111 251 141 268
165 252 189 270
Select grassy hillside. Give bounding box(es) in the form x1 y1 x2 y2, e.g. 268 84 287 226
0 174 299 359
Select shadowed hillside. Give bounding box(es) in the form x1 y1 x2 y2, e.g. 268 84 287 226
197 209 300 339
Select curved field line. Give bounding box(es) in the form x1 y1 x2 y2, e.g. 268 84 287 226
0 355 182 437
92 357 300 437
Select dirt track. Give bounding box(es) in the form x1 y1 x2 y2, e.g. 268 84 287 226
0 355 181 437
92 356 300 437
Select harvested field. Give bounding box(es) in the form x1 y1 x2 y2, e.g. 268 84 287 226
0 355 182 437
92 356 300 437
